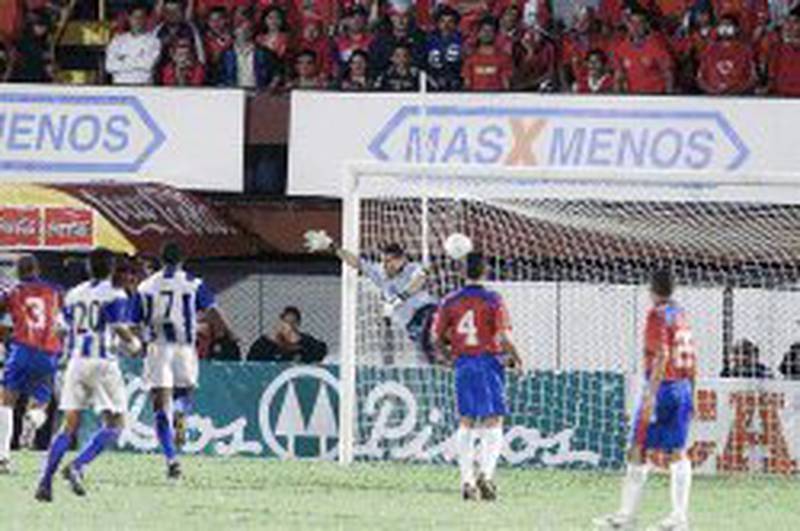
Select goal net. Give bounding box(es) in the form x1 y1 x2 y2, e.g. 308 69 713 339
338 164 800 475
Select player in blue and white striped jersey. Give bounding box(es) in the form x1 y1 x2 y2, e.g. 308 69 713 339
35 248 142 503
132 242 236 480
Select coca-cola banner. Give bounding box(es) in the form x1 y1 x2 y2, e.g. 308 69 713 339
44 207 93 248
0 207 40 247
0 183 258 257
51 183 258 258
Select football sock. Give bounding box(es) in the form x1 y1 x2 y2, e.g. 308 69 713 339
670 458 692 521
73 427 121 473
0 406 12 460
479 426 504 481
173 392 194 416
619 463 650 518
155 410 177 463
25 408 47 430
456 426 476 486
41 432 72 486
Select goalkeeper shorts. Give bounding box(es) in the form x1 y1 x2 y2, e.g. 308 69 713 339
454 354 507 419
631 379 693 452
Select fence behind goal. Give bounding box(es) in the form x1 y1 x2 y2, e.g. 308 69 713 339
338 164 800 475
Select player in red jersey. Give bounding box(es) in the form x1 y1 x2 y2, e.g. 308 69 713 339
433 252 522 502
596 269 696 531
0 256 64 474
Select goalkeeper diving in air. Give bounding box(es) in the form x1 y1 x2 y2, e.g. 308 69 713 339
304 230 438 362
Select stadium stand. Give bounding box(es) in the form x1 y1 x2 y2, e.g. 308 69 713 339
1 0 800 95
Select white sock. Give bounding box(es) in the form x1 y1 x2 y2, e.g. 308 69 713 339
0 406 13 460
25 408 47 430
479 426 504 481
619 463 650 518
456 426 476 486
670 458 692 521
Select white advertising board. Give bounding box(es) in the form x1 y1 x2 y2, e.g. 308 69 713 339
289 92 800 198
0 84 245 191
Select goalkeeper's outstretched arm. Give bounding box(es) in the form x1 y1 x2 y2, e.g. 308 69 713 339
304 229 362 272
334 247 361 271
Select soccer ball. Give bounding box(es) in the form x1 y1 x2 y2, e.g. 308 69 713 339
444 233 473 260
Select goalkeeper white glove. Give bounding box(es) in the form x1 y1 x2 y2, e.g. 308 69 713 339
304 230 334 253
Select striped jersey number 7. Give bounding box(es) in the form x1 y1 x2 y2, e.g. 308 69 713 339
457 309 479 347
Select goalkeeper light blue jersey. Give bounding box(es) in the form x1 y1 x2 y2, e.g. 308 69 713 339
133 266 215 346
360 258 437 326
63 279 130 359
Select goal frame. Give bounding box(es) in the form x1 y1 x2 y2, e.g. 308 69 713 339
337 161 800 466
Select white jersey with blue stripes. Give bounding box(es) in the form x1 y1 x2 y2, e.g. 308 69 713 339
134 266 215 346
63 279 130 360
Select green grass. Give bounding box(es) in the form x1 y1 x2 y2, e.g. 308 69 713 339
1 451 797 530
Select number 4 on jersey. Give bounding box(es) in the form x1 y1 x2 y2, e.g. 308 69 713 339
457 310 479 347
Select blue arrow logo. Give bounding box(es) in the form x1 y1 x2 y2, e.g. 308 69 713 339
0 92 166 174
368 105 750 171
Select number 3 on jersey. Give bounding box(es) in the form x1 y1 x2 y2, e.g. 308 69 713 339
24 297 46 330
457 310 479 347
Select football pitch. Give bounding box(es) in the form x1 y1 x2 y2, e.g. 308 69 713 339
1 452 797 530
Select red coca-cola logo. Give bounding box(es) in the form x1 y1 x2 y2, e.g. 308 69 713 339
0 208 41 247
44 208 93 248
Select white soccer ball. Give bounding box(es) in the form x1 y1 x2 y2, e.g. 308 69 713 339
444 233 473 260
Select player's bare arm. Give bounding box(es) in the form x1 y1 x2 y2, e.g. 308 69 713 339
499 331 523 374
114 325 143 356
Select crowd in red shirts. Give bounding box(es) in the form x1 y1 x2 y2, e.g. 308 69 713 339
3 0 800 95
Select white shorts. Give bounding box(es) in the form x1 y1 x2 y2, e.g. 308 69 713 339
144 343 198 390
60 358 127 414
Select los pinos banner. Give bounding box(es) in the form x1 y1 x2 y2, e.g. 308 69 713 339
108 360 799 475
289 92 800 197
0 84 244 191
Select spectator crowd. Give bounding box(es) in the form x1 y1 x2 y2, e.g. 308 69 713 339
2 0 800 95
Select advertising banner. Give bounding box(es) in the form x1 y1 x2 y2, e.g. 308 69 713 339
115 361 627 469
0 183 255 257
110 361 799 475
0 85 245 191
690 379 800 475
289 92 800 197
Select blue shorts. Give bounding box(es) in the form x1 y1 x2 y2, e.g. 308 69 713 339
631 380 693 452
455 354 506 419
1 342 59 404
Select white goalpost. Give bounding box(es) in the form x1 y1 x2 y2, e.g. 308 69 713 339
338 162 800 474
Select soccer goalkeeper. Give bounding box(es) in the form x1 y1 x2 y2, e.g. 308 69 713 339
304 230 438 362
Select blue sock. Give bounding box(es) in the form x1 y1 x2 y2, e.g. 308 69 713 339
174 394 194 416
41 432 72 486
154 410 176 462
73 427 120 473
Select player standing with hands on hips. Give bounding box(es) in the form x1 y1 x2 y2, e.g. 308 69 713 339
596 269 696 531
432 251 522 502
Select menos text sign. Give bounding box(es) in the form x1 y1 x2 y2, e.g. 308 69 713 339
289 93 800 196
369 106 748 171
0 85 245 192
